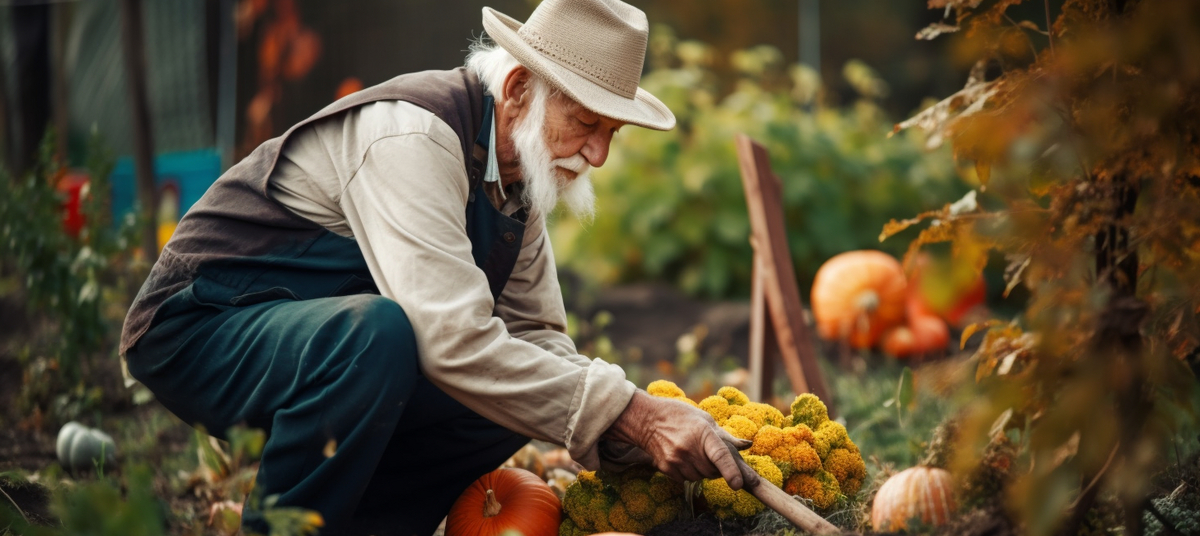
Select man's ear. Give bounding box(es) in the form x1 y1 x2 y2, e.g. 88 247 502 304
501 66 532 116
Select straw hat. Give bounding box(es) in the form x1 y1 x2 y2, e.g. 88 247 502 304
481 0 675 131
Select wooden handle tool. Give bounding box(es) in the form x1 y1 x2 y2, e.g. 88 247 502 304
726 441 841 534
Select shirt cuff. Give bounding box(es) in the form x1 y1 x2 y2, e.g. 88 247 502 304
564 358 637 470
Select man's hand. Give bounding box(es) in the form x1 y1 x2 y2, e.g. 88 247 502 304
604 390 753 489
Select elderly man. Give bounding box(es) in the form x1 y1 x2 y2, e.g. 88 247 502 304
120 0 749 534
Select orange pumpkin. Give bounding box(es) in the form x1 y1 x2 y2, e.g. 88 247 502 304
446 468 561 536
881 314 949 358
870 466 957 531
811 251 908 348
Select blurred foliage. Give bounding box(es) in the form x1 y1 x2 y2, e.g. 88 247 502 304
890 1 1200 534
0 130 140 425
0 421 322 536
551 27 966 299
1 465 164 536
834 360 961 471
186 424 323 536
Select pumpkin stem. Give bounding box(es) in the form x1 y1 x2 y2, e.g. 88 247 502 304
855 290 880 312
482 489 502 518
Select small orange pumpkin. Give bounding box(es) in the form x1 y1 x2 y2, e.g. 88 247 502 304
811 251 908 348
881 314 949 358
870 466 957 531
446 468 561 536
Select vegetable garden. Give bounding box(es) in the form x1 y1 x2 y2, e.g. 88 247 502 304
2 0 1199 535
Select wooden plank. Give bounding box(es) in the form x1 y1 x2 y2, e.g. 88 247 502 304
735 134 834 415
747 254 769 402
748 255 780 405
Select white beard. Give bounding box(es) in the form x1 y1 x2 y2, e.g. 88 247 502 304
510 81 597 221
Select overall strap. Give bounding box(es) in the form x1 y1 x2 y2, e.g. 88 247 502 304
463 93 527 303
468 93 495 193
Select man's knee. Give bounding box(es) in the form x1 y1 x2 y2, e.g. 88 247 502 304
340 294 415 346
321 294 419 382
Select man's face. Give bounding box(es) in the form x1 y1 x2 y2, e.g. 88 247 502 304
540 95 625 183
505 75 627 219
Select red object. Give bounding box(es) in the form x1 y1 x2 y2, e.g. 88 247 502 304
942 278 986 326
907 253 987 327
56 171 90 237
335 77 364 100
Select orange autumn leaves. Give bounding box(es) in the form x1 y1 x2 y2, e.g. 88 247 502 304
237 0 323 156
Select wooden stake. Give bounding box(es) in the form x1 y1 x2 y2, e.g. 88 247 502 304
736 134 834 416
748 253 779 404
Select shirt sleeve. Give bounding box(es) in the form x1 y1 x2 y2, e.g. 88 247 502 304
336 125 634 469
494 209 591 368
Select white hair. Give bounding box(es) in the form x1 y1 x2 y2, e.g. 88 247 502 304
466 38 596 221
465 39 521 100
512 79 596 221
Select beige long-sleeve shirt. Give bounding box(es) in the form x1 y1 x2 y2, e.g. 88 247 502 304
265 100 635 468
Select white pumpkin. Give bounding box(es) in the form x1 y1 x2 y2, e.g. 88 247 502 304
56 421 117 472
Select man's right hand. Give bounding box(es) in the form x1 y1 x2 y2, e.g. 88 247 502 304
603 390 753 489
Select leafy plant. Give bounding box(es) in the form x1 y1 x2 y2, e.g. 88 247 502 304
833 360 956 469
0 465 165 536
0 130 140 424
550 28 965 299
889 1 1200 534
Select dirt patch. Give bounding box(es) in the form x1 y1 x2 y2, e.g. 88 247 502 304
581 282 752 365
0 353 24 426
0 428 56 474
646 515 757 536
935 500 1018 536
0 475 54 526
0 292 30 429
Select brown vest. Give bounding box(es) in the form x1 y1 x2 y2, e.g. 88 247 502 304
120 68 487 355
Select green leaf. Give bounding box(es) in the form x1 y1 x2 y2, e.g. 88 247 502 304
897 367 915 423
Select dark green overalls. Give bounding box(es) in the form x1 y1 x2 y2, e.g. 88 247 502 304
127 96 530 536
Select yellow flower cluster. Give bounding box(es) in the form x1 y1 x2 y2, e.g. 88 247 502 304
782 469 842 510
748 424 822 474
699 454 783 519
695 388 789 438
787 394 866 503
647 379 699 407
647 381 867 515
560 466 683 535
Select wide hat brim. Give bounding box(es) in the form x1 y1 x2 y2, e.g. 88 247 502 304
482 7 675 131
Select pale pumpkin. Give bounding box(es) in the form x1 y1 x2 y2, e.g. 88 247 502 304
870 466 957 531
446 468 561 536
56 421 117 472
811 250 908 348
501 443 546 479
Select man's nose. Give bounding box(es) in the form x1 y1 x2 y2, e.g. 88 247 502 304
580 130 613 168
